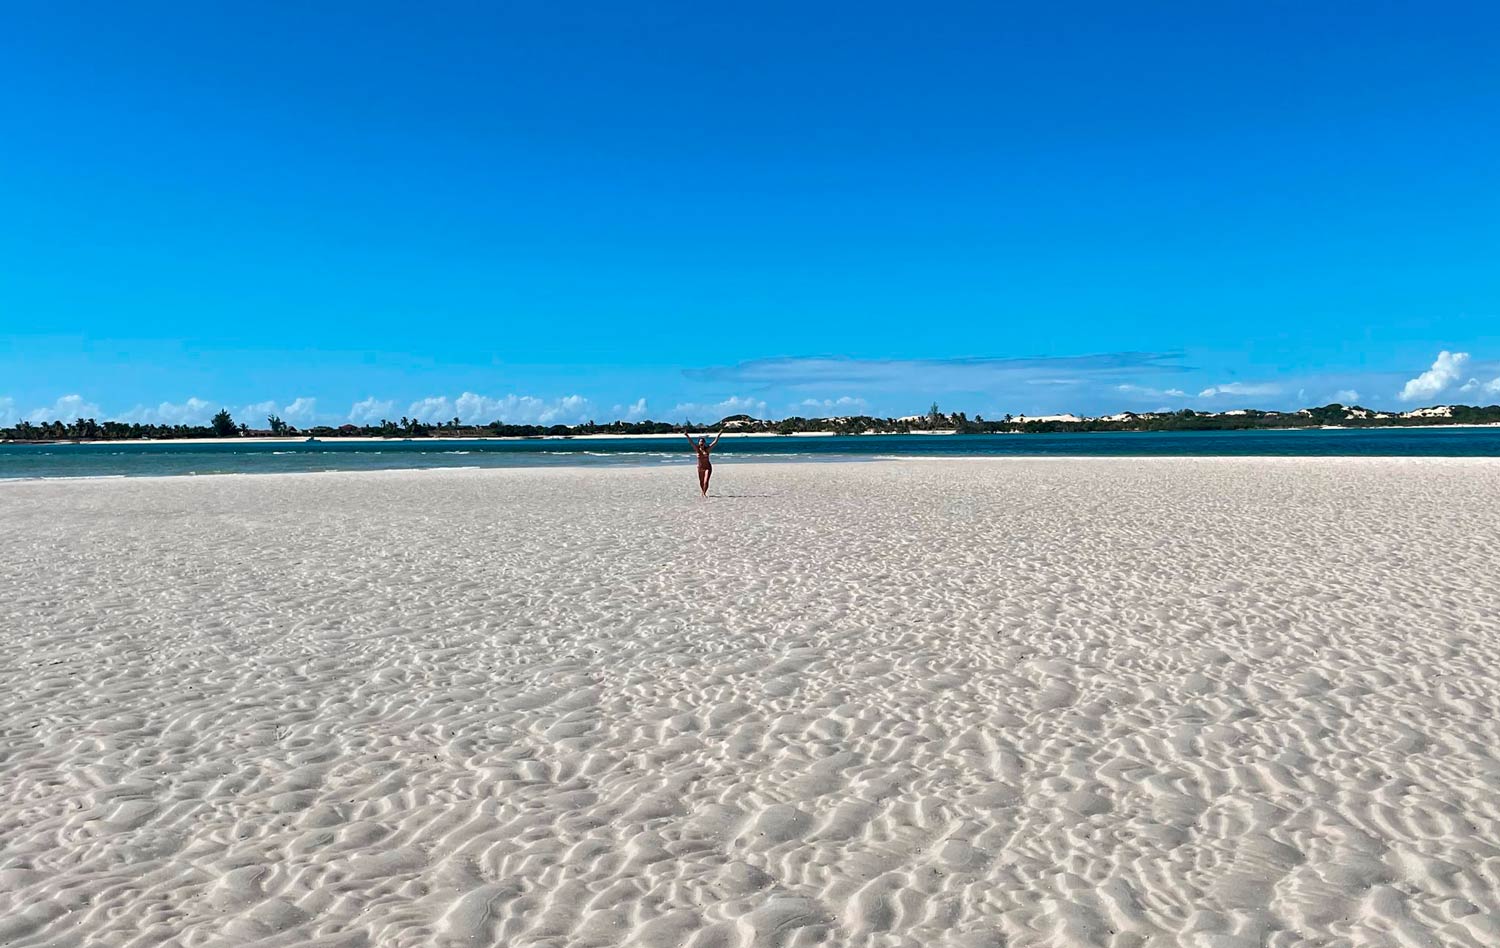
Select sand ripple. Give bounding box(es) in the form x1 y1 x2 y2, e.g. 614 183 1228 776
3 459 1500 946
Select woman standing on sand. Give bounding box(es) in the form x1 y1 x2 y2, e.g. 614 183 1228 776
683 423 724 497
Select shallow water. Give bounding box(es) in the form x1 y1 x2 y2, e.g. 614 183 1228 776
3 426 1500 479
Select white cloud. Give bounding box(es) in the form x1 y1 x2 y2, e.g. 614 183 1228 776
27 394 103 423
671 395 768 421
452 394 501 421
689 353 1188 390
408 396 455 421
609 397 650 422
1116 384 1187 399
462 392 593 424
0 397 15 426
408 392 596 425
1459 377 1500 397
1329 389 1360 404
455 393 530 423
118 397 215 425
1399 351 1469 402
795 396 869 416
237 400 279 424
281 397 318 425
1197 382 1282 398
536 394 591 424
348 397 395 425
115 398 297 427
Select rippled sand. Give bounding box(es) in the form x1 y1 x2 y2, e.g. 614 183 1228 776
3 460 1500 947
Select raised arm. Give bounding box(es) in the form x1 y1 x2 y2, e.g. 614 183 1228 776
710 425 725 449
682 420 696 446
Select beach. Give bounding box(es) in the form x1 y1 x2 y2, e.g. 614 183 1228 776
3 458 1499 947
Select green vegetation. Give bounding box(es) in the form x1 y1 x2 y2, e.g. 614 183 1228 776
210 409 237 438
4 402 1500 443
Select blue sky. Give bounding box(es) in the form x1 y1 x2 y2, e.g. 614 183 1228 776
3 1 1498 427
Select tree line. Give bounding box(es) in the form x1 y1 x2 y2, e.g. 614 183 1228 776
4 402 1500 443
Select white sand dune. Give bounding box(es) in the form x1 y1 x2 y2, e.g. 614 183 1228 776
3 459 1500 947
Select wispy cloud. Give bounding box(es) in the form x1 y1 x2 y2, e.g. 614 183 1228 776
13 347 1496 431
685 352 1190 391
1197 382 1281 398
671 395 768 421
281 397 318 425
121 393 213 423
238 400 279 423
795 396 869 416
1399 351 1469 402
609 397 650 422
1116 383 1187 400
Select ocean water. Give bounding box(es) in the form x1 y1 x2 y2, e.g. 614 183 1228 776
3 428 1499 480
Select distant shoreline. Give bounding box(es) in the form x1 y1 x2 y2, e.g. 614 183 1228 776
5 423 1500 447
4 430 962 446
9 400 1500 446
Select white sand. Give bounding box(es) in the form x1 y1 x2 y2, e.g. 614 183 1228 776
3 459 1499 948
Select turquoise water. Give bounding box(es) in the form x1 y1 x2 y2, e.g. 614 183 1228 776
2 428 1499 479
